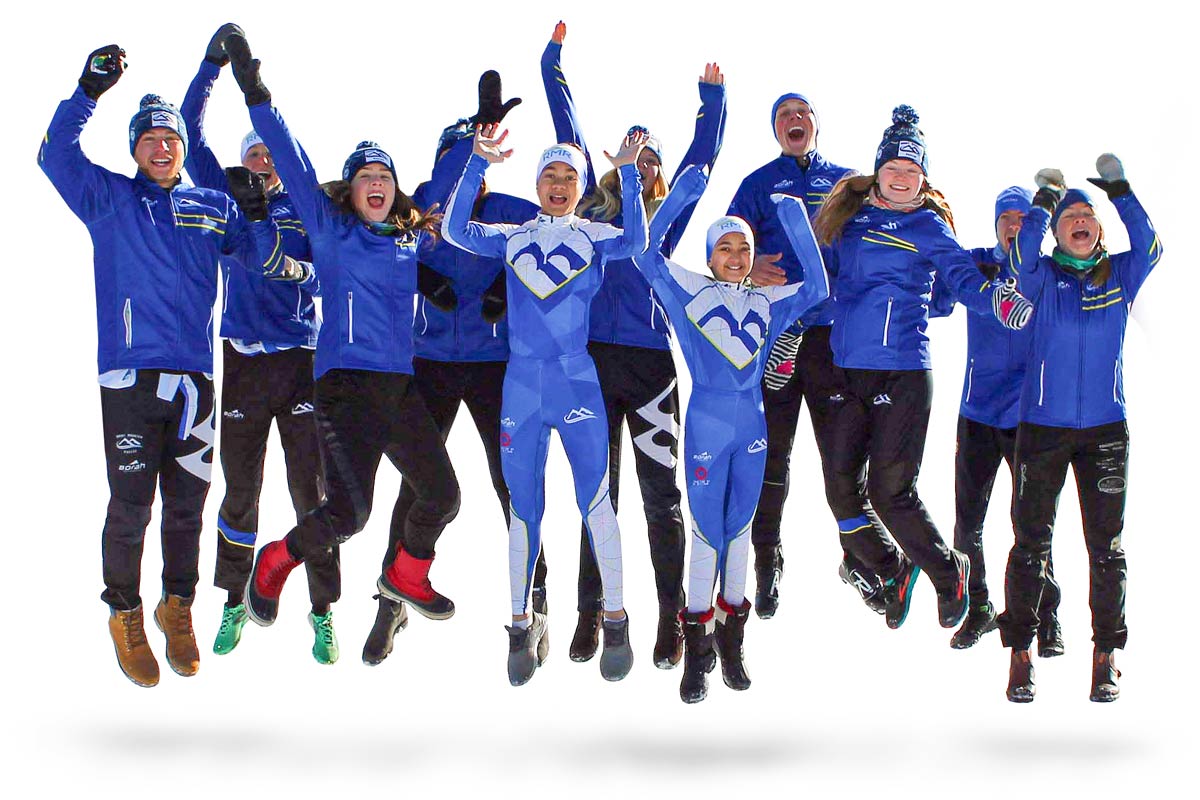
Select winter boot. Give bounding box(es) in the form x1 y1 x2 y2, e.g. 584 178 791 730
309 610 339 665
838 558 887 615
246 539 302 626
1037 615 1065 658
882 556 921 630
109 606 160 688
505 612 549 686
653 606 683 669
714 596 752 691
936 550 971 629
213 603 248 655
1090 648 1121 703
950 601 998 649
679 609 716 704
569 610 602 663
362 595 409 666
599 613 634 682
753 543 784 619
1006 649 1036 703
378 546 455 620
153 594 200 677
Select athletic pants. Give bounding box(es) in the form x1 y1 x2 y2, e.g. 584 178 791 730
998 421 1129 651
99 370 215 610
954 414 1059 617
575 342 685 614
214 343 338 611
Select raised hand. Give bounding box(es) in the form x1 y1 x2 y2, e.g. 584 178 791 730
551 20 566 44
78 45 126 100
1087 153 1130 200
992 278 1033 330
701 62 724 85
748 252 787 287
1033 167 1066 212
205 23 245 66
473 123 513 164
470 70 522 126
224 166 268 221
225 32 271 106
604 128 647 169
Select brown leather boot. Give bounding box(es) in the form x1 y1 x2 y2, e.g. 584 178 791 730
1090 648 1121 703
109 606 160 687
1006 649 1035 703
154 594 200 677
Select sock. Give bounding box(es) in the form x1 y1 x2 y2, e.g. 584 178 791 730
512 616 531 630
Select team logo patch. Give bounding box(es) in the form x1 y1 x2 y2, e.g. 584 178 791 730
692 466 709 486
564 408 596 425
291 403 314 415
119 460 146 474
115 434 143 452
223 409 245 420
747 439 768 454
897 141 924 163
811 177 833 189
509 238 592 299
692 451 713 462
499 432 512 447
1097 476 1126 494
686 290 769 369
150 111 175 128
873 394 893 406
501 417 516 428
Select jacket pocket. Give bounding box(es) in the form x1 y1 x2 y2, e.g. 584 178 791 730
123 298 132 348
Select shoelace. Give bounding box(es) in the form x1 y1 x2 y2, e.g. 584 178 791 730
163 603 194 638
123 612 149 649
313 616 335 645
218 606 241 635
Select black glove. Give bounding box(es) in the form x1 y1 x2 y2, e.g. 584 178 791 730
78 45 126 100
469 70 522 126
1086 153 1130 200
225 32 271 107
481 269 507 323
205 23 245 67
418 263 458 312
224 166 269 221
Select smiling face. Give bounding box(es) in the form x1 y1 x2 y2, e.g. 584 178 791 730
133 128 185 188
996 209 1027 255
877 158 925 205
637 148 662 191
536 161 582 216
1054 202 1102 258
242 143 281 193
773 99 817 158
350 163 396 223
708 231 752 283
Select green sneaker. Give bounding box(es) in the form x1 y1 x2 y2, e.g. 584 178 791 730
213 603 249 655
309 611 339 665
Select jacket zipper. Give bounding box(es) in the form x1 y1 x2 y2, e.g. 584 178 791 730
965 359 974 403
347 291 355 343
1038 360 1046 407
124 298 133 348
882 297 894 345
1112 359 1119 403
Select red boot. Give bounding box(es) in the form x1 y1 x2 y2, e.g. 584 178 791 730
246 539 302 626
378 547 455 620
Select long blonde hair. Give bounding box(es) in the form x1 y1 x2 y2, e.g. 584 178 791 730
813 173 956 246
577 167 669 222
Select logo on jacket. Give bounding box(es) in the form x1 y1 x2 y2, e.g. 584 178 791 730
501 417 516 428
686 291 769 369
773 179 795 190
291 403 314 415
854 215 870 223
223 409 245 420
692 451 713 462
119 460 146 474
509 238 591 299
692 466 710 486
811 177 833 189
176 198 203 208
881 221 898 231
115 434 143 452
564 407 597 425
499 431 512 448
873 394 893 406
1058 280 1070 290
747 439 768 454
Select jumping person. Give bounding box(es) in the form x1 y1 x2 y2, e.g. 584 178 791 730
223 33 462 641
442 122 648 686
181 24 339 664
40 45 262 686
727 91 884 619
541 21 726 667
998 156 1161 703
632 166 829 702
812 105 1033 631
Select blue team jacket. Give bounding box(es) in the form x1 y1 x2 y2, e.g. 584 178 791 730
541 40 726 351
40 86 259 375
249 102 430 380
728 151 853 329
1010 192 1162 428
828 205 999 372
181 60 317 348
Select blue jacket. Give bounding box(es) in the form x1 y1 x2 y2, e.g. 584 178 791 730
443 154 647 361
249 102 430 380
1010 192 1162 428
410 137 538 362
827 205 998 371
635 168 829 394
181 60 317 349
40 87 259 375
728 152 853 329
541 41 726 351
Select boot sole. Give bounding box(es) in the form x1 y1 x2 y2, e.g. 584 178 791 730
376 578 455 620
153 609 199 677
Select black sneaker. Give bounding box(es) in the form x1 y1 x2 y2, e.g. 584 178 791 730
362 595 409 666
950 601 998 649
599 613 633 681
1037 616 1065 658
506 612 549 687
882 557 921 629
936 551 971 628
753 544 783 619
569 610 602 662
838 559 886 615
652 607 683 669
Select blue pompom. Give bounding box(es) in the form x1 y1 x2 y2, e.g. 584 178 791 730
892 104 920 126
139 93 166 109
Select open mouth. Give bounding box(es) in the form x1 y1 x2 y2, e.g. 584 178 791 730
151 157 173 167
547 194 568 207
256 171 272 180
787 126 807 143
367 192 386 210
1071 229 1091 242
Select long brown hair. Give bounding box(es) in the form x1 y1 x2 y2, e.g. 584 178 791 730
813 173 956 245
321 180 438 236
577 167 668 222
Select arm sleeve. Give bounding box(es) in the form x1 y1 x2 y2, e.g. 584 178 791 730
766 194 830 326
1009 204 1051 281
181 60 228 192
37 87 118 224
441 154 509 259
592 164 647 259
414 134 474 211
540 39 597 197
926 216 996 317
727 174 763 227
248 102 330 236
661 80 727 257
649 164 708 253
1110 191 1163 302
928 274 957 318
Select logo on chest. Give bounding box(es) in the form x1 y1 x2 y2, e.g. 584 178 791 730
686 291 768 369
508 238 592 299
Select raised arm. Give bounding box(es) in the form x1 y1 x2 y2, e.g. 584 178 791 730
591 132 649 259
181 25 245 192
1086 155 1162 302
441 126 513 260
540 22 597 197
765 193 830 329
661 64 727 257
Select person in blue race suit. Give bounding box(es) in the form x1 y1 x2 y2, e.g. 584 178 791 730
998 156 1162 704
443 121 648 686
541 20 726 668
632 166 829 703
40 45 264 687
811 105 1033 633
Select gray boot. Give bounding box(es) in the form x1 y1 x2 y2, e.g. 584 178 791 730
506 612 549 686
599 613 634 681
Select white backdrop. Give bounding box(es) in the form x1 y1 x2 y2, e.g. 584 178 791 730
2 0 1195 796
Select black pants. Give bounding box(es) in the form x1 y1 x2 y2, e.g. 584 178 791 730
954 414 1059 616
214 344 338 611
575 342 686 613
999 421 1129 651
285 369 460 567
99 370 215 611
828 368 958 588
752 326 881 577
386 358 545 587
